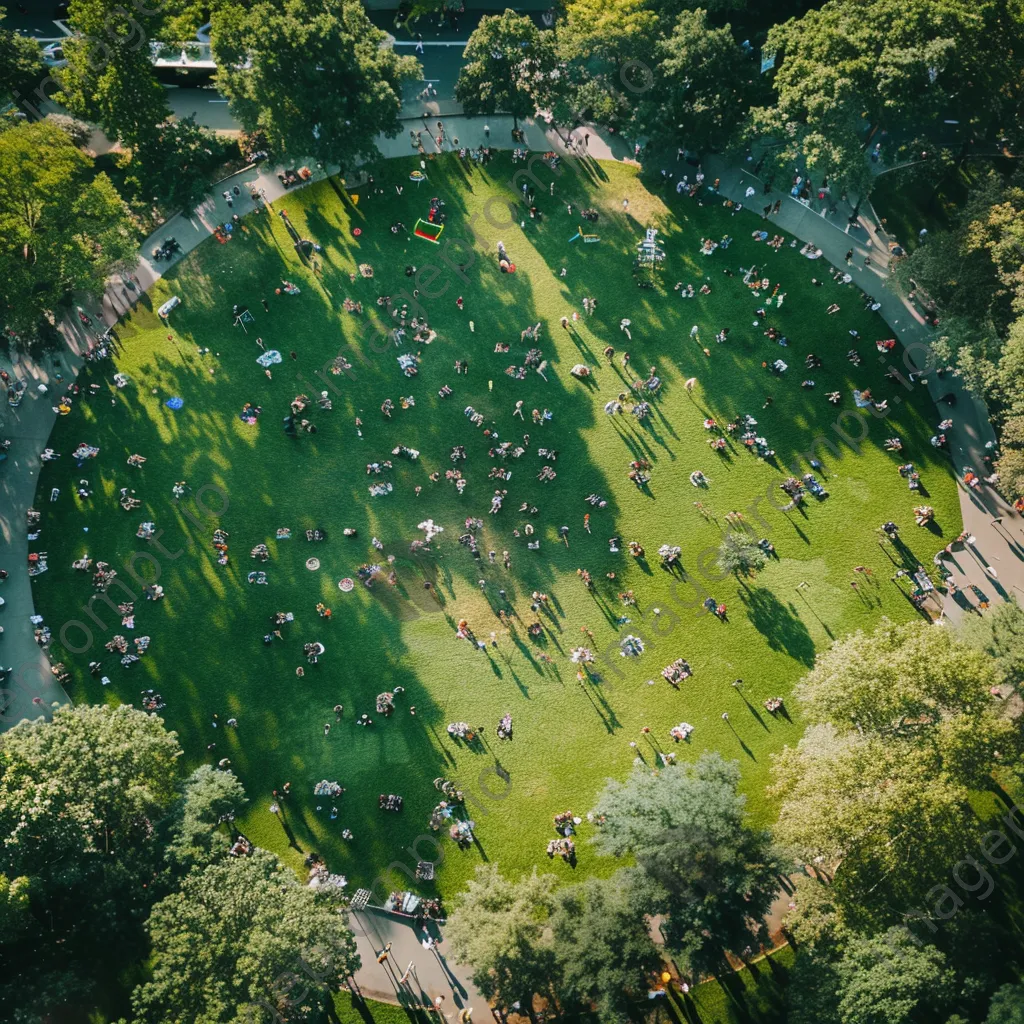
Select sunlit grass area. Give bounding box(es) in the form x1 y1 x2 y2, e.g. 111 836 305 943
36 155 959 897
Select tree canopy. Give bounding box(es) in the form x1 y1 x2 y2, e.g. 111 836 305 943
591 753 782 974
0 11 43 100
212 0 420 170
835 928 955 1024
749 0 1023 195
0 704 181 1015
986 983 1024 1024
639 8 755 153
549 871 662 1023
456 10 556 129
446 864 560 1011
773 620 1020 922
133 848 360 1024
59 0 172 148
0 120 136 339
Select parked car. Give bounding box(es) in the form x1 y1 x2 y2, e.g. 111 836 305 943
41 43 67 67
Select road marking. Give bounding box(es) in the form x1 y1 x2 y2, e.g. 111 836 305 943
393 40 467 46
209 100 229 103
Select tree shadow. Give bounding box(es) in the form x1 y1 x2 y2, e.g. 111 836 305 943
739 585 816 667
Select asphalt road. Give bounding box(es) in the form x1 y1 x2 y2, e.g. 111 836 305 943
163 85 241 131
163 40 470 132
1 0 68 40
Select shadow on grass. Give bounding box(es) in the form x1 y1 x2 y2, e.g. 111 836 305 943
738 584 816 667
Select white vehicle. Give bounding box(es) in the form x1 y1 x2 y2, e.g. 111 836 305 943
41 43 67 68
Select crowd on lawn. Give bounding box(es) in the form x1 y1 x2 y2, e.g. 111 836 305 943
1 161 1003 889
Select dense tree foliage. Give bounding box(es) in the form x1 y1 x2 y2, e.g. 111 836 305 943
133 848 359 1024
892 168 1024 500
550 0 659 131
0 705 181 1017
446 864 560 1011
213 0 420 170
591 753 782 974
0 11 43 100
58 0 171 148
0 120 135 339
986 984 1024 1024
549 871 662 1023
639 8 755 154
773 621 1019 921
750 0 1024 195
457 10 556 129
0 706 356 1023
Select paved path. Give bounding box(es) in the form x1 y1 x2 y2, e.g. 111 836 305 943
348 907 485 1013
0 335 90 727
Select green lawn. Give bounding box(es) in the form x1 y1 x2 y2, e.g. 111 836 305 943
36 154 959 899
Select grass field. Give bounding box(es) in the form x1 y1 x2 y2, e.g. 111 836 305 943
35 154 959 899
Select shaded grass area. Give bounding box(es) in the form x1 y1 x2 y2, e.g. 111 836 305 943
870 164 972 250
35 155 959 899
684 947 794 1024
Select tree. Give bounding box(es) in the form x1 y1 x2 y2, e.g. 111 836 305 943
446 864 560 1012
122 115 223 212
749 0 1022 196
0 11 43 99
794 620 1002 755
639 8 755 154
132 848 359 1024
591 754 782 975
716 529 768 576
0 120 136 338
212 0 420 170
549 870 662 1023
552 0 660 132
0 873 31 942
165 765 248 871
771 725 985 922
456 10 557 129
836 928 954 1024
57 0 172 147
986 983 1024 1024
0 705 182 1016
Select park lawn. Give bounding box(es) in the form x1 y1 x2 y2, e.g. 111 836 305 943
35 154 959 899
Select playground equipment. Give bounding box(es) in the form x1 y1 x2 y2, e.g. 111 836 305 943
568 225 600 243
414 197 446 243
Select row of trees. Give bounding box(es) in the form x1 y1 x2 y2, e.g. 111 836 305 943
0 704 359 1023
47 0 420 204
36 0 1023 211
446 612 1024 1024
451 0 1024 197
893 171 1024 499
5 612 1024 1022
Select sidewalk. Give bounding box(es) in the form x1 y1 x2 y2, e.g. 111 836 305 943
0 338 89 727
348 908 484 1013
